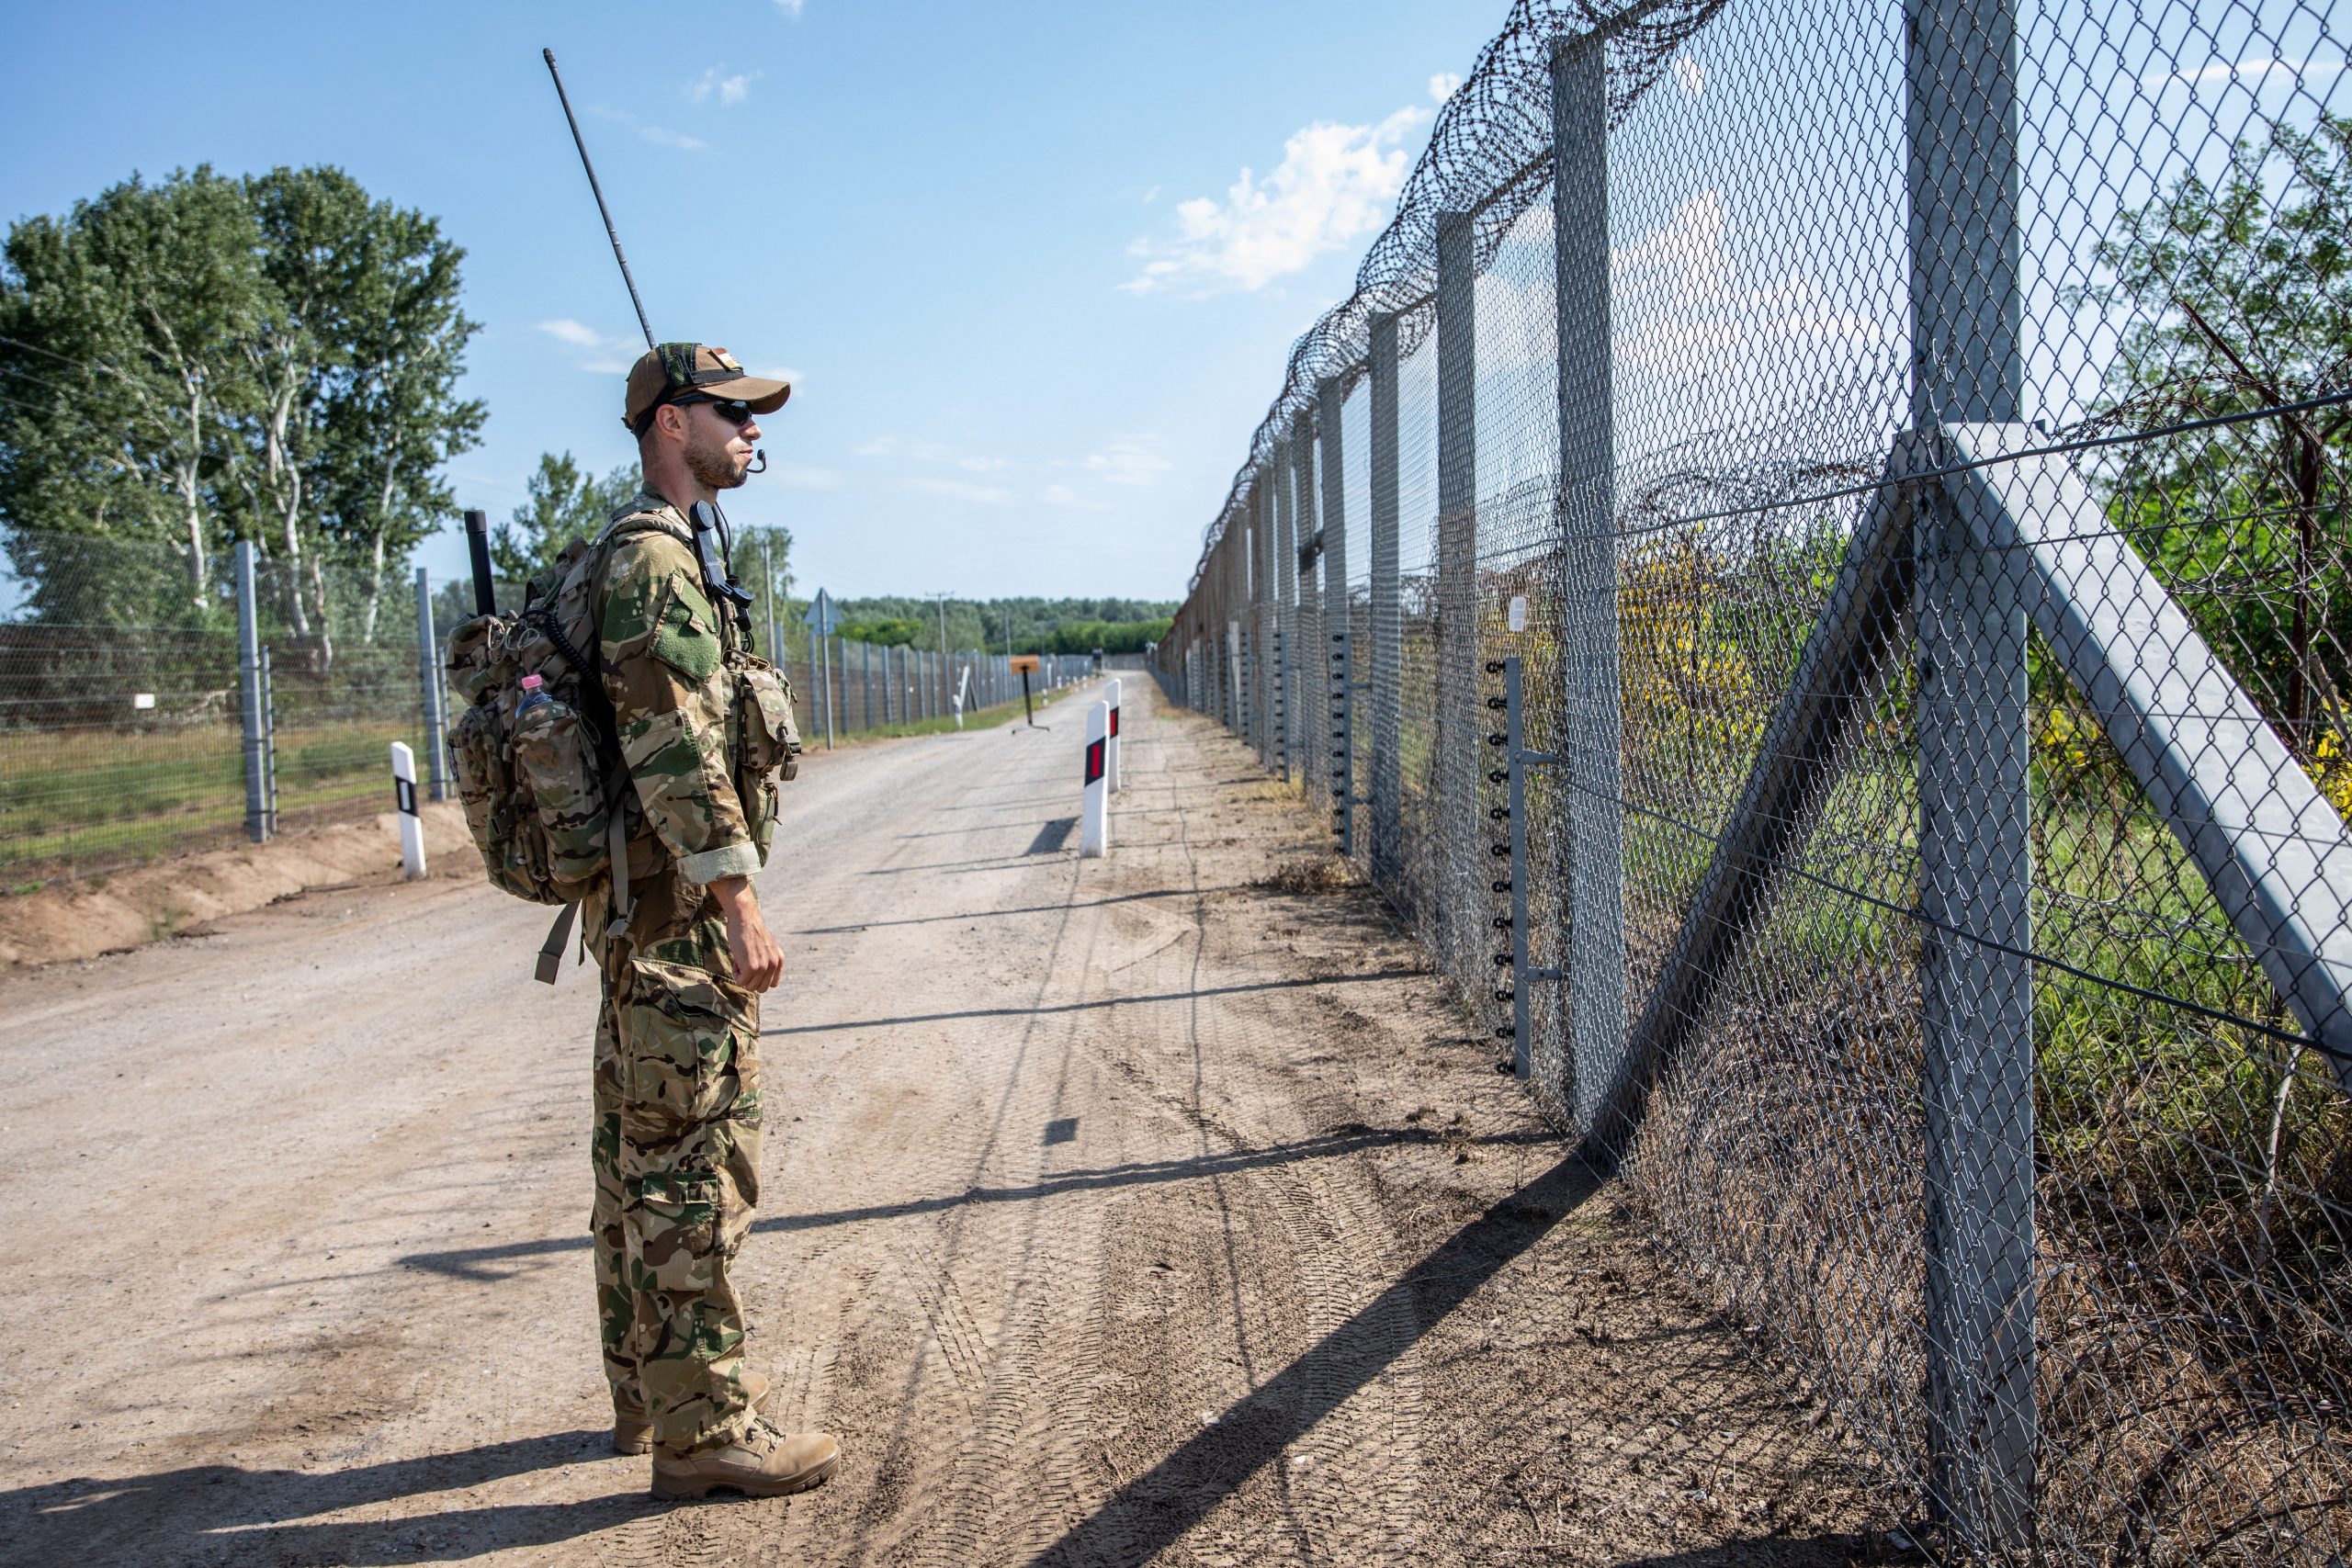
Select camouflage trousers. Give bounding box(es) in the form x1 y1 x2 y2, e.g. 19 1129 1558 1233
590 857 765 1454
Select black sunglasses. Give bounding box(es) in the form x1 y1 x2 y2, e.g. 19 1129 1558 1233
678 396 756 428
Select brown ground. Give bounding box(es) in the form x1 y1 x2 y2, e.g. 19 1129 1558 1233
0 679 1913 1566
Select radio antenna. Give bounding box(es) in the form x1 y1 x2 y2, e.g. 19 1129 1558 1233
543 48 657 352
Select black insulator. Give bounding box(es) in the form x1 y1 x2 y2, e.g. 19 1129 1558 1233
1484 660 1504 674
1488 769 1508 784
1494 987 1514 1002
1493 915 1512 931
1487 732 1507 746
1491 880 1510 894
1490 842 1510 857
1494 1026 1515 1041
1490 806 1510 820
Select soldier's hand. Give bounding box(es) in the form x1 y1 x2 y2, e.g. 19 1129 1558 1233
711 874 786 992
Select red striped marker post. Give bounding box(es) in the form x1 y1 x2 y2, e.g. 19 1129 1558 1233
1081 699 1110 858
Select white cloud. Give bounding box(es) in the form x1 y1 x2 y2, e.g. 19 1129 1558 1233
2141 54 2345 89
1122 105 1427 296
852 435 899 457
774 0 804 15
1611 189 1888 376
690 68 761 106
1429 73 1463 103
1672 56 1705 97
536 318 640 374
905 476 1014 506
1066 439 1170 488
957 456 1011 472
1141 185 1160 204
591 104 706 153
1039 483 1084 508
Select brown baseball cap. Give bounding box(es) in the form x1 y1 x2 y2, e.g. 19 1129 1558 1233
623 342 791 433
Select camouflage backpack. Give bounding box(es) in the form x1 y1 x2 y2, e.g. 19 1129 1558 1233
442 511 801 980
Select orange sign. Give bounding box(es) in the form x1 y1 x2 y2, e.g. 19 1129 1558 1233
1010 654 1041 674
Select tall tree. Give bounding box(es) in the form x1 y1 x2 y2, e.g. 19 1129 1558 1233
243 166 483 658
2081 113 2352 759
494 451 639 580
0 168 268 616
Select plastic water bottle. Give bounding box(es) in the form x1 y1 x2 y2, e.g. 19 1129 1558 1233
515 671 555 722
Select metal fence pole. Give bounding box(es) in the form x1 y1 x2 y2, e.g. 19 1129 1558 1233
1907 0 2037 1549
1294 408 1322 806
235 539 268 843
1318 377 1355 854
1274 437 1298 781
415 566 447 802
1436 208 1479 978
1368 312 1403 888
261 644 279 834
1554 34 1626 1142
839 637 853 735
763 535 779 664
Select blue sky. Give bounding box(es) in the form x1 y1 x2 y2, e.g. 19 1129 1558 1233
0 0 1509 604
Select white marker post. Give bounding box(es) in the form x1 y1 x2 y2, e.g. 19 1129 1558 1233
1080 700 1110 857
390 741 427 879
1106 676 1123 794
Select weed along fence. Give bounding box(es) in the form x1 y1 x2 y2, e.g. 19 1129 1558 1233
1149 0 2352 1562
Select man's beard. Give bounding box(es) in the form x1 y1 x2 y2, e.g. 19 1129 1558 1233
686 438 747 491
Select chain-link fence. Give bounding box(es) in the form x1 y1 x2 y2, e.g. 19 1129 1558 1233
0 522 1086 885
0 527 443 883
1152 1 2351 1561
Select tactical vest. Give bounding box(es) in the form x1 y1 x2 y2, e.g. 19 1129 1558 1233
443 505 801 980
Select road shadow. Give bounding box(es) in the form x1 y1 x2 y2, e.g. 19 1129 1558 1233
396 1122 1550 1282
763 966 1428 1037
1600 1533 1926 1566
1023 1153 1603 1567
0 1429 656 1566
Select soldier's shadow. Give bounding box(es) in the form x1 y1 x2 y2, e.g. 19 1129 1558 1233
0 1428 668 1565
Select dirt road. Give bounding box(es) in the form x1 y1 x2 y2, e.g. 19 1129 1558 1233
0 679 1901 1566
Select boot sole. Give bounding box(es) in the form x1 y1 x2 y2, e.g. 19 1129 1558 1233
650 1451 837 1500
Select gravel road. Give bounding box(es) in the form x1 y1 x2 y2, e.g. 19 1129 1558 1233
0 679 1904 1566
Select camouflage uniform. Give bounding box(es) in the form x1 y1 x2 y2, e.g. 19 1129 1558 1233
585 491 770 1456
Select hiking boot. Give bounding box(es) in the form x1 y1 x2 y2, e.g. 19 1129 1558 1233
650 1418 840 1500
613 1371 773 1456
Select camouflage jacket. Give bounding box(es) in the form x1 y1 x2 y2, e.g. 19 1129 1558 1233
595 491 761 887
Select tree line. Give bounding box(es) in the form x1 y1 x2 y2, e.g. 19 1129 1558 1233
0 166 481 664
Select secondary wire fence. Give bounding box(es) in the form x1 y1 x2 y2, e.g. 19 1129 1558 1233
1151 0 2352 1562
0 524 1052 884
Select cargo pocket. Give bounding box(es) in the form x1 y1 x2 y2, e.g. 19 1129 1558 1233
618 955 752 1127
628 1169 721 1294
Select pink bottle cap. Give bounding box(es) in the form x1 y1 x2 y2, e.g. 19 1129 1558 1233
520 674 543 690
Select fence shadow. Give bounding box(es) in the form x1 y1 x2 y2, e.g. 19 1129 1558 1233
1023 1152 1601 1567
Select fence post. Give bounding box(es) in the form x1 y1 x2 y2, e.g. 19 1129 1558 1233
1272 446 1295 778
261 644 279 833
838 637 852 736
1318 377 1354 854
1553 33 1626 1141
1294 409 1322 806
1907 0 2037 1550
1368 311 1403 888
763 534 779 665
862 642 874 730
235 539 268 844
415 567 447 802
1436 208 1479 979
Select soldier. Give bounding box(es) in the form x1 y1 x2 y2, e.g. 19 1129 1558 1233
588 341 837 1500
